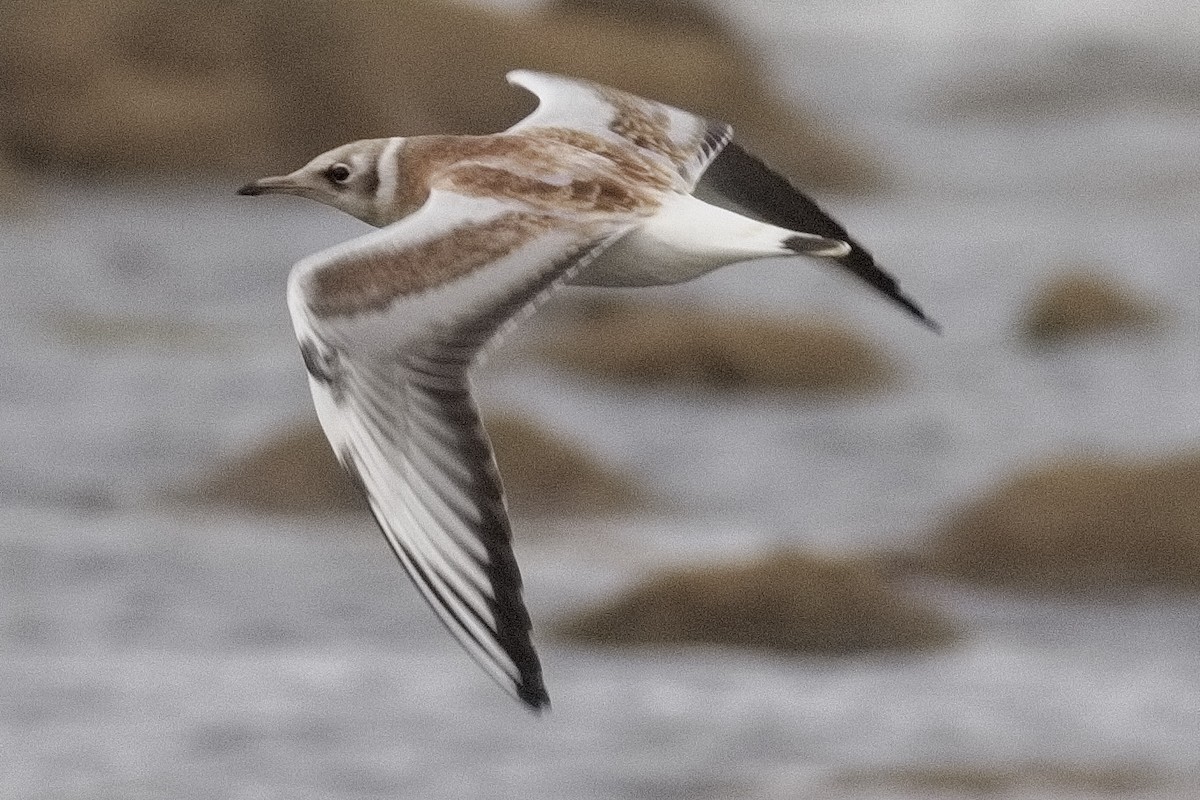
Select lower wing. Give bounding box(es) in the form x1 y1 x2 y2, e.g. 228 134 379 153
287 191 636 708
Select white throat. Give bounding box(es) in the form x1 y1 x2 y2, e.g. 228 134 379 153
375 137 405 205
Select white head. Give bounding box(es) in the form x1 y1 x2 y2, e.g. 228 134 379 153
238 137 403 227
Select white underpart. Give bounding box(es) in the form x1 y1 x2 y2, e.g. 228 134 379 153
375 137 404 204
574 193 851 287
286 189 638 706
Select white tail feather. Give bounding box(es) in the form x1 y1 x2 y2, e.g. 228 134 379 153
571 193 849 287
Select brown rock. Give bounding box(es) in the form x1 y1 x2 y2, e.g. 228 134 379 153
1 0 886 193
1020 271 1162 344
547 0 730 33
187 424 364 516
0 0 278 174
184 411 649 517
538 298 899 395
837 762 1162 796
936 37 1200 119
557 550 958 654
488 412 651 516
927 452 1200 593
0 154 41 215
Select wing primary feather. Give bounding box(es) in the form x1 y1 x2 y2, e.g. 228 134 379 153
387 509 545 704
346 383 498 574
346 450 549 709
678 119 733 188
385 512 536 694
390 373 547 706
700 141 939 331
338 379 535 681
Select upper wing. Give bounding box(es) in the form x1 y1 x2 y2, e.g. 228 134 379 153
506 69 732 189
697 141 939 330
287 191 636 708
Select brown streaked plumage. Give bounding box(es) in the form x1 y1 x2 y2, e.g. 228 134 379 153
439 163 657 216
236 69 937 714
306 212 561 318
597 84 692 167
368 130 679 224
524 126 683 191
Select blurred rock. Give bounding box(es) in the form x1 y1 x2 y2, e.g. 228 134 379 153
0 0 886 193
538 298 899 395
487 412 652 516
837 762 1162 796
184 412 649 517
927 452 1200 593
324 0 523 141
0 0 427 174
936 36 1200 119
549 0 729 32
556 550 958 654
1020 270 1162 344
0 0 278 174
0 154 41 215
50 309 237 351
187 423 365 516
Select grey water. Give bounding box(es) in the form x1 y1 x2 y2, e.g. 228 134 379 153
3 1 1200 797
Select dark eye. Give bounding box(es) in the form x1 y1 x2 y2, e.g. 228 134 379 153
326 164 351 184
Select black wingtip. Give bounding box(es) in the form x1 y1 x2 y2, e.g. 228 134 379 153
522 696 551 715
896 295 942 334
518 682 551 713
836 260 941 333
701 141 941 334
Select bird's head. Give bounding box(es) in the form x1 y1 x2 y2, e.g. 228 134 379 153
237 138 399 227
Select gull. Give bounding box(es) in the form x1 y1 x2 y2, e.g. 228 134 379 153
238 70 936 710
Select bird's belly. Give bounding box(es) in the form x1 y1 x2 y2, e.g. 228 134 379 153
569 229 723 287
567 192 795 288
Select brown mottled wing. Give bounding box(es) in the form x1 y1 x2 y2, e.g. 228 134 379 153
287 192 637 708
506 69 732 188
697 141 938 330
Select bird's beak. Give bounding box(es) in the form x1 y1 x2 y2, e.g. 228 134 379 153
237 173 306 197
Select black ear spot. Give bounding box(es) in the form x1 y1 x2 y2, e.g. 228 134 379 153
299 340 344 400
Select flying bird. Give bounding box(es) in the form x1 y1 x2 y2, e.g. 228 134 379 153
238 70 935 710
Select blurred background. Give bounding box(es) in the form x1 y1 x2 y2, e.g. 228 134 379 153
3 0 1199 797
